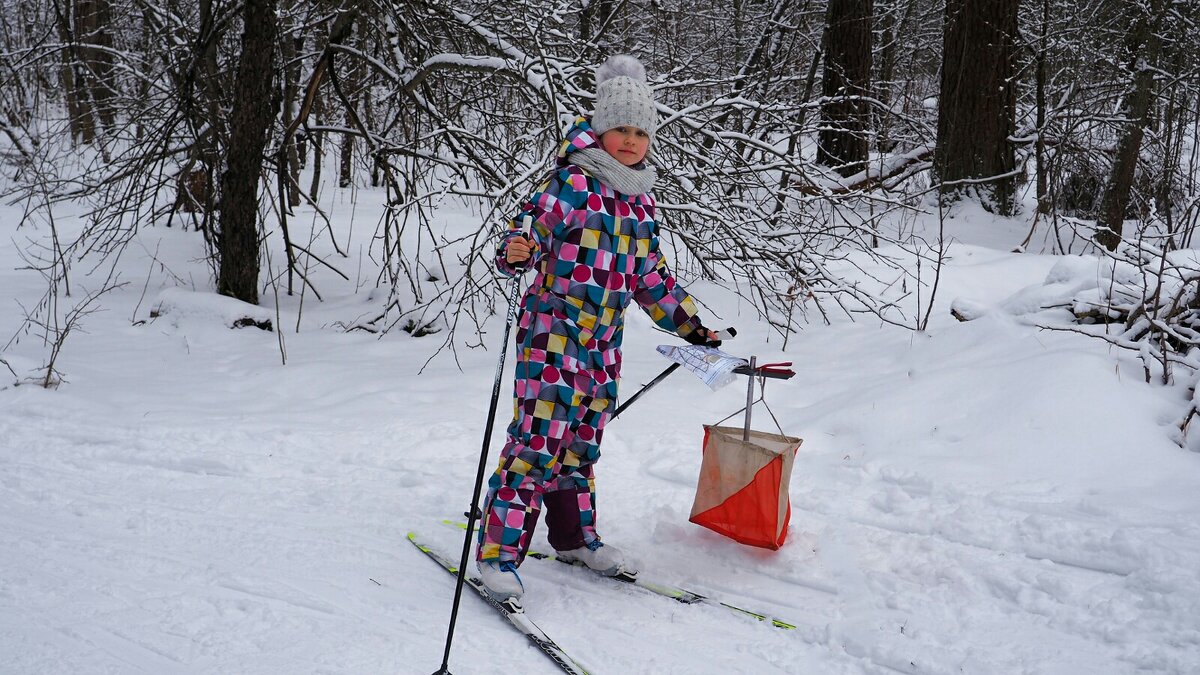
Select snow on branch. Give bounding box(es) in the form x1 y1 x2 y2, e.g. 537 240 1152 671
796 145 934 196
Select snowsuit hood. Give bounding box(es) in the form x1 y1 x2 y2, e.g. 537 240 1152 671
554 117 604 167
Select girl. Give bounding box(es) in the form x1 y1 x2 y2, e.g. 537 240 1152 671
477 55 721 602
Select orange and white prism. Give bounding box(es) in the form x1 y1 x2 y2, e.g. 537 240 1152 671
689 425 803 550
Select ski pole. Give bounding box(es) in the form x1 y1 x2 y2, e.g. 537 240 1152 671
611 327 735 421
433 216 532 675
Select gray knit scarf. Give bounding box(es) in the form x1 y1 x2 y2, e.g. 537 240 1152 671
568 147 657 196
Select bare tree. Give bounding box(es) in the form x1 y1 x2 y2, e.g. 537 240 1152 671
21 0 1173 351
75 0 117 131
873 0 920 154
935 0 1020 214
53 1 93 143
1094 0 1167 251
216 0 279 304
818 0 874 176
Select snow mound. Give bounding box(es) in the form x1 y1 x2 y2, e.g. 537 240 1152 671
149 287 274 330
952 254 1167 324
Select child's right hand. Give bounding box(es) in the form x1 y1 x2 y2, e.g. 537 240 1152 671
505 235 535 264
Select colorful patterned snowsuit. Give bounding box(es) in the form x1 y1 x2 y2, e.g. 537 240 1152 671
478 118 706 564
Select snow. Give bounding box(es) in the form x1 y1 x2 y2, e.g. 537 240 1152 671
149 288 276 330
2 189 1200 675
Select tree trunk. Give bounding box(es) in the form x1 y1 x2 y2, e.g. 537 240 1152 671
338 123 354 187
817 0 873 177
338 109 355 188
934 0 1019 214
366 73 381 188
580 0 613 61
337 17 360 189
875 0 897 154
1095 0 1167 251
280 15 301 208
295 35 308 170
1155 84 1180 243
1034 0 1051 214
54 3 93 144
217 0 278 304
309 91 324 202
75 0 117 132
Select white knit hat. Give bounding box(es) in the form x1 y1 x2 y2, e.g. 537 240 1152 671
592 55 658 141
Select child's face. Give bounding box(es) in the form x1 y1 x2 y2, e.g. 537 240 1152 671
600 126 650 166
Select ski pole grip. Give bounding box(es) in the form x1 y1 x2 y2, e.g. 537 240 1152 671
698 326 734 348
708 326 735 345
508 215 535 273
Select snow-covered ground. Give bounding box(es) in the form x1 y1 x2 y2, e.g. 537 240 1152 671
2 188 1199 675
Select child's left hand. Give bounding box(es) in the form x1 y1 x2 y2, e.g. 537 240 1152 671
685 327 722 347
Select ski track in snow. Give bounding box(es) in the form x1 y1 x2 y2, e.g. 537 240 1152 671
2 207 1200 674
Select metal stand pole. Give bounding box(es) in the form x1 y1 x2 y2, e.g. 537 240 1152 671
743 356 756 441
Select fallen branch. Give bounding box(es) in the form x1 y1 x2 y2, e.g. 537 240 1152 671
795 145 934 195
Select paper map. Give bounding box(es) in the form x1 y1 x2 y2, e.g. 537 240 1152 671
656 345 748 390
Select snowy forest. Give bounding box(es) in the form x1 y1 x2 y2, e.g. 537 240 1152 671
3 1 1200 674
4 0 1200 364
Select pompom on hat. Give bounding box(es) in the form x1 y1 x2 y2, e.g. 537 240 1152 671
591 54 658 141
